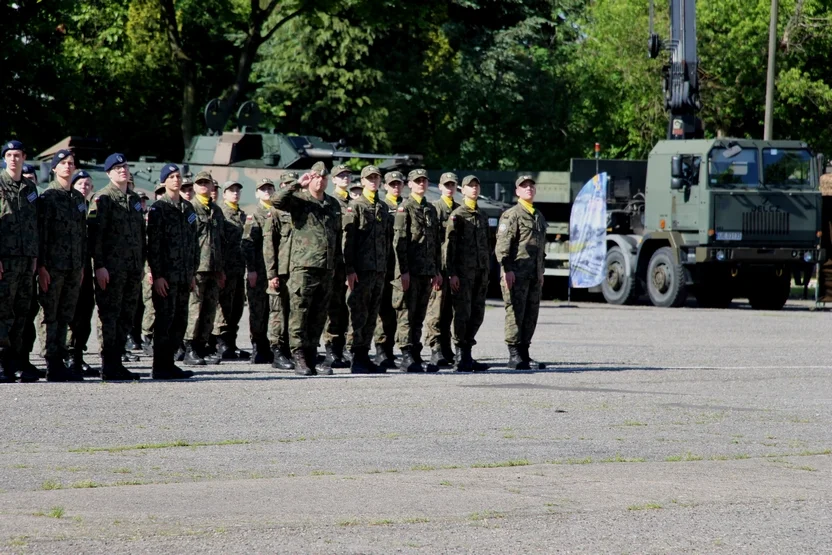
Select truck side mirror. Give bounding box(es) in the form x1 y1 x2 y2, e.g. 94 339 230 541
817 153 826 175
671 155 683 178
671 178 684 190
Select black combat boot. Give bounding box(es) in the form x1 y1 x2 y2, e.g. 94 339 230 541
441 341 455 367
226 335 250 360
507 345 527 370
100 352 140 381
330 343 350 369
121 348 139 363
292 349 315 376
320 344 336 371
469 348 489 372
0 348 16 383
141 335 154 356
313 348 332 375
454 346 472 372
183 341 206 366
399 348 423 373
375 343 395 370
520 344 545 370
125 335 138 351
430 347 450 368
174 342 186 362
73 349 98 377
152 348 194 380
201 342 222 365
349 348 371 374
271 346 295 370
46 356 81 382
17 352 40 383
216 335 234 360
252 339 271 364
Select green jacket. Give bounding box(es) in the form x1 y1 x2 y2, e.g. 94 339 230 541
219 202 246 275
192 198 225 274
263 207 293 281
432 196 458 274
343 193 392 275
146 194 199 284
37 181 87 271
270 184 342 271
393 195 441 277
0 171 38 258
88 182 145 274
242 203 271 277
445 202 491 279
494 203 547 279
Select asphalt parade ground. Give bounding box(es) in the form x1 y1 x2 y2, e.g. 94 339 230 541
2 299 832 553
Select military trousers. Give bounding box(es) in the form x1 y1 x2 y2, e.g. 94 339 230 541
267 275 290 349
451 272 489 348
94 268 142 356
141 272 155 337
287 267 333 352
501 273 542 346
246 277 269 345
153 280 190 360
185 272 220 345
38 267 83 358
68 262 95 355
346 271 385 352
213 273 244 340
322 265 348 349
393 274 433 351
424 274 453 349
22 276 39 355
0 256 35 353
374 276 396 349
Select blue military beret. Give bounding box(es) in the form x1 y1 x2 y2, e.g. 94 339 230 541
51 149 73 169
2 140 24 157
71 170 91 185
22 163 36 175
103 152 127 173
160 163 180 183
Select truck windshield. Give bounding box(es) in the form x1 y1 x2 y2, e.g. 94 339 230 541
762 148 814 189
708 147 759 188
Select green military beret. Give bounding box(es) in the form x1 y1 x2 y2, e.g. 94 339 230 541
439 172 459 185
461 175 480 187
407 168 428 181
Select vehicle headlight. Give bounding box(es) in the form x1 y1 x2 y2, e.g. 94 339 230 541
716 250 726 262
804 251 814 263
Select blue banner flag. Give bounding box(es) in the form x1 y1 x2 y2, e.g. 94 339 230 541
569 172 608 288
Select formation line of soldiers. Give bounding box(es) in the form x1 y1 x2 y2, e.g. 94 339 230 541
0 139 547 381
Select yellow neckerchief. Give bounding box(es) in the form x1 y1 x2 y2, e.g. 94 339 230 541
260 200 272 210
363 188 376 203
442 195 454 209
386 193 399 205
518 198 534 215
225 201 239 211
196 193 210 207
334 187 349 200
464 197 477 210
411 193 423 204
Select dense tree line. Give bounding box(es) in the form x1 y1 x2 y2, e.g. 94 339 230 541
5 0 832 169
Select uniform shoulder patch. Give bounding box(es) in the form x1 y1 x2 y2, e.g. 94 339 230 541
498 223 507 232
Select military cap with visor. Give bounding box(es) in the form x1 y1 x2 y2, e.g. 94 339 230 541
154 183 166 195
193 170 213 184
461 175 480 188
332 164 351 177
360 165 381 179
407 168 428 181
1 140 25 157
22 164 36 175
311 161 328 176
159 164 180 183
223 180 243 191
258 177 276 189
384 171 405 184
103 153 127 173
137 191 149 200
71 170 91 186
181 175 194 187
51 149 73 170
279 171 298 184
515 174 536 187
439 172 459 185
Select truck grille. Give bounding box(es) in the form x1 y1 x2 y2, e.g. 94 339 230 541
742 211 790 236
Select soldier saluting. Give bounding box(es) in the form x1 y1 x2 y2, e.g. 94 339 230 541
88 153 145 380
495 175 547 370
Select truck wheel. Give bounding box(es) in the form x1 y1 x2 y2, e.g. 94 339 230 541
748 271 790 310
646 247 688 307
602 247 638 305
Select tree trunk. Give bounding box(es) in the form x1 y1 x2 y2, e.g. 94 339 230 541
180 62 197 152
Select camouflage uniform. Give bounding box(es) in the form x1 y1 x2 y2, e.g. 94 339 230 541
424 190 458 361
322 187 350 360
446 195 491 368
68 195 96 373
263 203 292 357
88 182 146 372
147 193 199 374
374 191 401 362
0 170 39 379
241 200 272 360
140 262 154 339
270 181 342 366
393 186 442 369
343 190 392 362
213 200 246 354
495 192 547 365
36 181 87 363
184 196 224 355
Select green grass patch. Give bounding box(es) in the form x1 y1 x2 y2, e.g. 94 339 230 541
48 506 65 518
402 517 430 524
665 452 703 462
623 420 647 427
468 510 505 521
310 470 334 476
411 464 436 471
338 519 360 527
471 459 531 468
40 479 63 490
439 480 453 486
369 519 396 526
112 468 132 474
601 454 646 463
69 439 250 453
70 480 101 489
627 502 663 511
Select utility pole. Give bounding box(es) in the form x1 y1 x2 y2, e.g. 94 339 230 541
764 0 779 140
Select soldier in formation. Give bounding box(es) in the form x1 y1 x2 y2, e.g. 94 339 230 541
374 171 404 370
139 184 167 357
242 177 275 364
68 170 98 376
